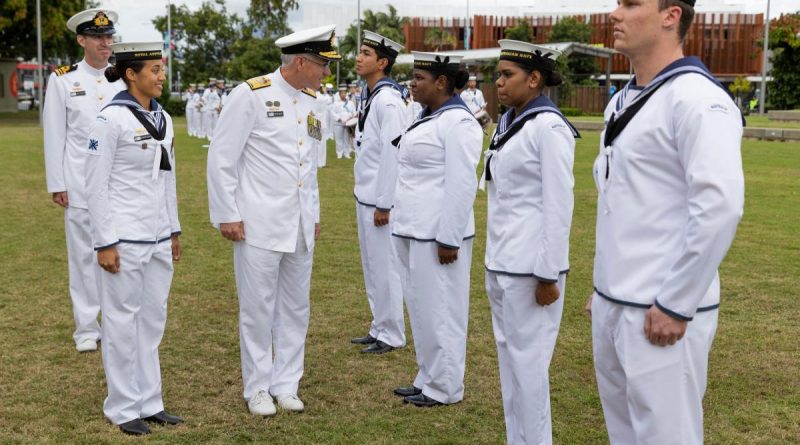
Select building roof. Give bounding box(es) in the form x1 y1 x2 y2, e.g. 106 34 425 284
394 41 616 65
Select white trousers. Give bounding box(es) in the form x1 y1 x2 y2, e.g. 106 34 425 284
486 272 566 445
333 125 352 158
65 207 101 344
192 109 203 138
186 108 195 136
591 294 718 445
234 229 314 401
355 204 405 347
100 241 173 424
203 110 216 140
317 136 327 168
393 237 472 404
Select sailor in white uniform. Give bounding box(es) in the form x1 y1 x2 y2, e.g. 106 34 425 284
331 85 356 159
589 1 745 444
43 8 125 353
483 41 580 445
207 24 340 417
314 83 333 167
85 41 184 436
192 84 204 138
184 83 196 136
460 75 489 125
203 80 221 141
351 31 410 354
391 52 483 407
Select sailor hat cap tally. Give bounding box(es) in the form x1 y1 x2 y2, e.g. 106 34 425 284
66 8 118 35
275 24 342 61
362 31 404 59
110 42 163 62
498 39 562 70
412 52 464 71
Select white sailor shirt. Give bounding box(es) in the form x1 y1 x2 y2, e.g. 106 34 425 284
460 88 486 114
593 72 744 320
85 106 179 250
43 60 125 208
392 101 483 248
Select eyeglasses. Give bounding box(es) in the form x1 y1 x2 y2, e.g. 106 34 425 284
300 56 331 68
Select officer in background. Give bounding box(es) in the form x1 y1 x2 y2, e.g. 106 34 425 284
43 8 125 353
460 75 490 129
184 83 196 136
207 24 340 418
331 84 356 159
203 78 220 141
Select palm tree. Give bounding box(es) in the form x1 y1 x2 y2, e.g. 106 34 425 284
424 27 457 51
339 6 408 57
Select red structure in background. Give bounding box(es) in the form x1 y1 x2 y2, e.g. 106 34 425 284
403 13 765 78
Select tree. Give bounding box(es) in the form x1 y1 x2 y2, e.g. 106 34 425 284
767 13 800 110
504 20 532 42
0 0 97 62
728 76 752 112
247 0 299 37
337 7 408 83
424 28 457 51
549 16 597 85
226 36 282 81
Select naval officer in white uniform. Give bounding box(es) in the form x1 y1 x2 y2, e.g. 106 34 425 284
391 52 483 407
85 41 183 436
483 40 580 445
351 31 409 354
331 85 356 159
43 8 125 353
207 24 340 417
588 1 745 444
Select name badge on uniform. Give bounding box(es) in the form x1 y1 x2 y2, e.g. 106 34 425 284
134 134 153 142
267 111 284 118
307 112 322 141
70 90 86 97
266 100 283 118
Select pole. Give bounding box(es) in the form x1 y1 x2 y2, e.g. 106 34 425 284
759 0 770 115
356 0 361 51
465 0 470 50
168 0 173 94
36 0 43 125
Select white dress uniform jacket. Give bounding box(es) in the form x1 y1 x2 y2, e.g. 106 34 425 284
591 57 744 445
204 88 221 139
44 60 125 208
207 68 320 253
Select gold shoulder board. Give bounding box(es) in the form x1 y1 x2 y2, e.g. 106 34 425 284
55 64 78 77
246 76 271 90
301 88 317 98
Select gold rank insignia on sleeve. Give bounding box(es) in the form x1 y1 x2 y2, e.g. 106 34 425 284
55 64 79 76
301 88 317 98
246 76 271 90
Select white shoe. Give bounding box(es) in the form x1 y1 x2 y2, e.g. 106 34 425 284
75 338 97 353
248 390 276 417
275 394 304 412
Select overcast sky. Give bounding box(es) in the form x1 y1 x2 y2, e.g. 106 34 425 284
96 0 800 43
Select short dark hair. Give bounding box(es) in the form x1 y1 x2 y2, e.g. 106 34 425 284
374 48 395 76
659 0 695 42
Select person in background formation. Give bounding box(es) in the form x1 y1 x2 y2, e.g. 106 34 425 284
202 79 221 141
460 75 491 129
588 1 744 443
184 83 196 137
314 82 333 167
206 24 340 418
483 40 580 444
332 84 356 159
391 52 483 407
195 83 206 139
43 8 125 353
85 41 184 436
351 30 409 354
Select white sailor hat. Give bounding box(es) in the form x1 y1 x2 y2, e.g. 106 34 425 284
412 52 463 72
362 31 404 60
189 83 196 87
110 41 163 62
66 8 118 35
216 79 225 84
468 75 477 81
325 83 334 89
275 24 342 61
499 40 561 68
338 84 347 91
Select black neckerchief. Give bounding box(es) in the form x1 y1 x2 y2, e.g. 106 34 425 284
391 94 473 148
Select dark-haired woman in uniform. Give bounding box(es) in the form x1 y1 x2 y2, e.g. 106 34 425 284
483 40 580 444
85 41 183 435
390 52 483 407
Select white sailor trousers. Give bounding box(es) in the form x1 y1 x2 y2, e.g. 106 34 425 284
191 109 202 138
100 241 173 425
355 203 405 347
317 136 327 168
333 125 350 158
65 207 102 344
591 294 718 445
186 108 195 136
486 272 566 445
393 236 472 404
234 228 313 400
203 110 215 140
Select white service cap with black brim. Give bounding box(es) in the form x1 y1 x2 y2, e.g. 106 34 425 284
66 8 118 35
276 24 342 61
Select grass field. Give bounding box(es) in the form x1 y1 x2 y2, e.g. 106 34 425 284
571 113 800 129
1 116 798 444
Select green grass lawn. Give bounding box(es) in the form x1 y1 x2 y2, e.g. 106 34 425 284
1 117 798 444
